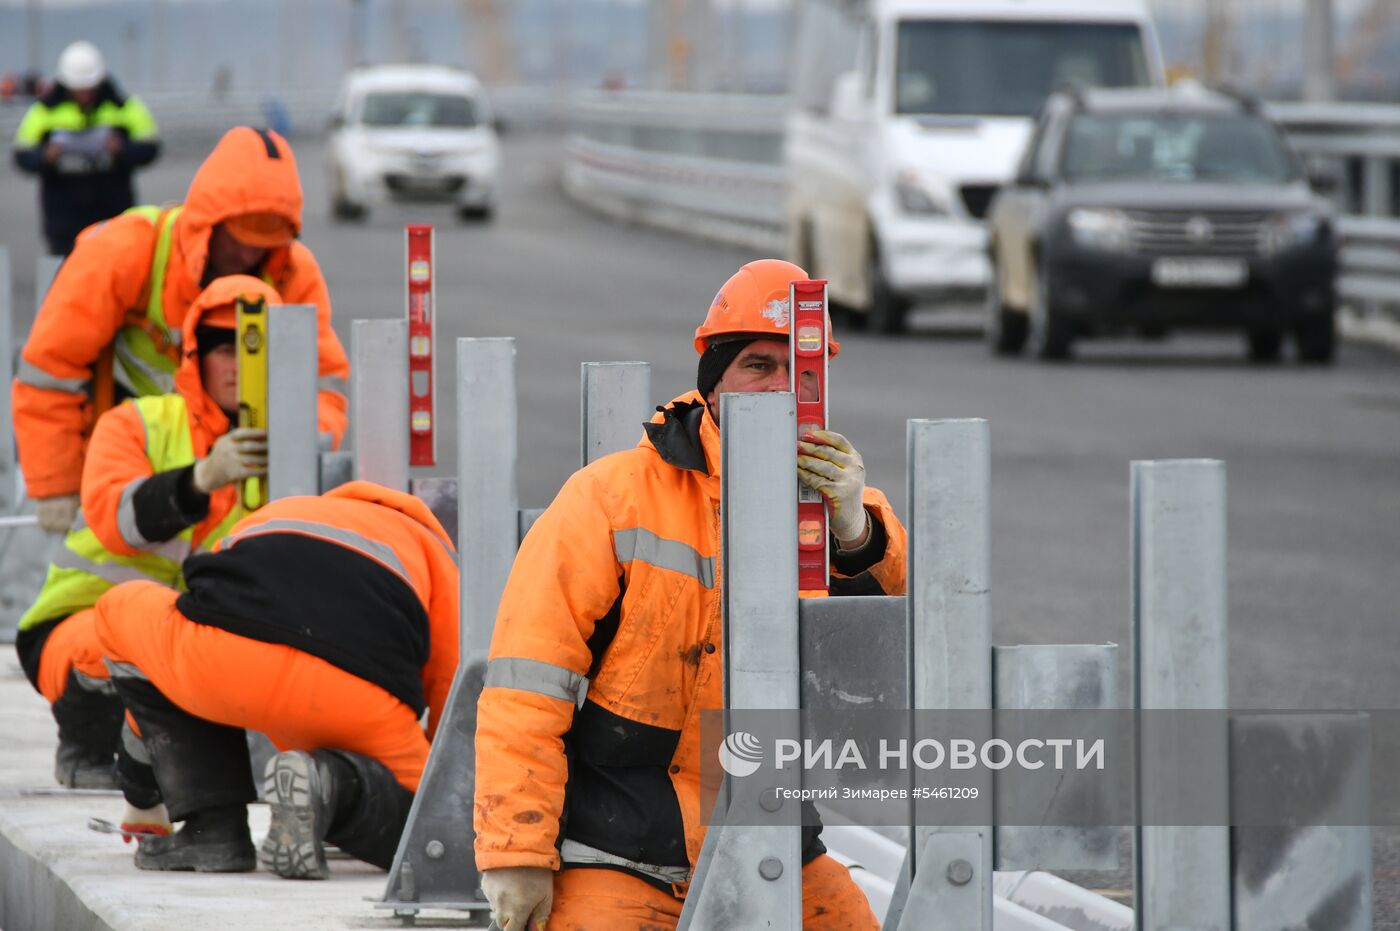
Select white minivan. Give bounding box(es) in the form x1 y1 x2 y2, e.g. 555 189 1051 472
786 0 1165 332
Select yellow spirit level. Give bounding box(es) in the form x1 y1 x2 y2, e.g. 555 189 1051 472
236 296 268 511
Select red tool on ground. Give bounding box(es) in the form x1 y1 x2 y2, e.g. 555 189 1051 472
790 279 830 592
406 225 436 467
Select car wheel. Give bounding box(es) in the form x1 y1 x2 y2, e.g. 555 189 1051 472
1028 260 1072 361
985 258 1028 356
457 204 494 222
332 198 366 221
867 240 909 335
1294 313 1336 365
1246 328 1283 363
329 165 366 221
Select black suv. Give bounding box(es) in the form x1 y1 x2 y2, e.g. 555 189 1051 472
985 86 1337 362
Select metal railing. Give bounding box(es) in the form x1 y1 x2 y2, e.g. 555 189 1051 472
562 91 1400 344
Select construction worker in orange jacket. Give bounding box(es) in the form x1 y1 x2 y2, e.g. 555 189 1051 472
14 275 274 794
474 259 907 931
93 481 459 875
13 125 350 534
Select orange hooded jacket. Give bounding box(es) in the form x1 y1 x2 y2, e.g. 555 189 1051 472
81 275 279 558
474 392 907 876
13 126 350 499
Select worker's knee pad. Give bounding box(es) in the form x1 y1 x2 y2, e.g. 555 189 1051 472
316 749 413 870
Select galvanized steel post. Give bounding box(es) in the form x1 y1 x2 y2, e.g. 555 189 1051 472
457 337 519 661
1132 460 1230 931
889 419 993 930
0 248 13 515
34 255 61 319
678 392 801 930
267 305 319 500
580 361 650 466
350 319 409 491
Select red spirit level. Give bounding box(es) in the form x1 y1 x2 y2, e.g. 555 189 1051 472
791 279 829 592
406 225 436 467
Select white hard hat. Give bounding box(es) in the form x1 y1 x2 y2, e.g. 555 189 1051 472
57 41 106 91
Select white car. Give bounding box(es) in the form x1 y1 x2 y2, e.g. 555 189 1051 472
327 65 500 222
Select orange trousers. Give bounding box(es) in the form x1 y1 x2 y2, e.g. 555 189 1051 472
35 608 111 703
545 856 880 931
94 580 431 792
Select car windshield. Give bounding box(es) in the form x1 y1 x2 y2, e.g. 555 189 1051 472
360 91 478 129
1061 114 1296 183
895 20 1149 117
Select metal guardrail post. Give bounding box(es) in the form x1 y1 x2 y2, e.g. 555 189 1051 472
1132 460 1230 931
1 247 14 516
678 391 802 930
993 644 1118 871
377 337 517 920
456 337 519 659
888 419 992 931
1231 713 1372 930
350 319 409 491
267 305 318 500
35 256 61 320
1363 157 1394 218
580 361 650 467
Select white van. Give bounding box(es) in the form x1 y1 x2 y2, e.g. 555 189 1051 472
786 0 1165 332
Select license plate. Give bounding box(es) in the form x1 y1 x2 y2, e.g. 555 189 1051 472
1151 258 1248 289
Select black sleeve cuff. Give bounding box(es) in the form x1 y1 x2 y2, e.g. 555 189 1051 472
131 465 210 543
828 506 888 578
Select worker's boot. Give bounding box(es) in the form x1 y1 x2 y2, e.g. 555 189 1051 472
261 750 336 880
51 671 122 789
134 803 255 872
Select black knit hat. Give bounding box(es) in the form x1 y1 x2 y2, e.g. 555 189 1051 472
194 323 235 360
696 336 757 399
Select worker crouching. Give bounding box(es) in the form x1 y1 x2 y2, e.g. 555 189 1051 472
93 482 459 875
13 276 274 792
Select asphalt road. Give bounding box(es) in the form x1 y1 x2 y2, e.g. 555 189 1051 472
5 129 1400 920
3 132 1399 713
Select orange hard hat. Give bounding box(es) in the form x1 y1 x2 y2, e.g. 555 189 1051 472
693 259 840 356
223 211 296 248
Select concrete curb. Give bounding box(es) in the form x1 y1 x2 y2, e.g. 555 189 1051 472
0 660 392 931
0 805 116 931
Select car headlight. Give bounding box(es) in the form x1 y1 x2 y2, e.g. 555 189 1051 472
1260 211 1326 256
1066 208 1134 251
894 170 950 217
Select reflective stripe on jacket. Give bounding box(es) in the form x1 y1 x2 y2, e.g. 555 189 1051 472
474 391 908 875
19 392 244 631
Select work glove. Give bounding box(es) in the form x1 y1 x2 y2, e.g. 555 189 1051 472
35 494 80 534
119 801 172 844
797 429 870 546
481 866 554 931
193 428 268 494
